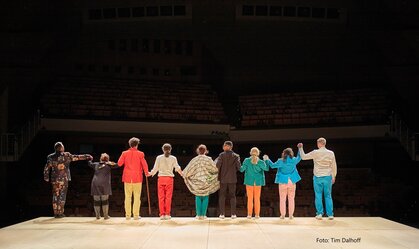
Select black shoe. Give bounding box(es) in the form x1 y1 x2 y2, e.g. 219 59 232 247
104 216 110 220
57 214 66 218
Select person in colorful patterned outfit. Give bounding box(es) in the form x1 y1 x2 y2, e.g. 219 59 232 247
182 144 220 220
43 142 93 218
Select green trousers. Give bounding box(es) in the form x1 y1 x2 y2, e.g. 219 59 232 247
195 195 209 216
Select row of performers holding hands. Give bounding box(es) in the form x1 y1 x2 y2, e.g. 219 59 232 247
44 138 337 220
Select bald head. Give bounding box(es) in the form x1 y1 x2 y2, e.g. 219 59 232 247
54 142 64 152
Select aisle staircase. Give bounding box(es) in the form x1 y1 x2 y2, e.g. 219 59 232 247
390 112 418 161
0 110 41 162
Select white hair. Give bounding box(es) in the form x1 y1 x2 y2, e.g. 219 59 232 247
317 137 327 145
162 143 172 151
250 147 260 164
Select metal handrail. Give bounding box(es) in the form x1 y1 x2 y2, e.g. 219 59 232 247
0 110 41 162
390 112 417 161
0 133 17 161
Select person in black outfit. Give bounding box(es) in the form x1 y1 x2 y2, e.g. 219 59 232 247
216 141 241 219
88 153 118 220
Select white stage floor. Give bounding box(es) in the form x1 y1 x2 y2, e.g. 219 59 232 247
0 217 418 249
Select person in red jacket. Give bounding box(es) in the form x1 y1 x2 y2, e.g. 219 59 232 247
118 137 150 220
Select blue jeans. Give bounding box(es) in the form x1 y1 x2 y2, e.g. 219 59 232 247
313 175 334 217
195 196 209 216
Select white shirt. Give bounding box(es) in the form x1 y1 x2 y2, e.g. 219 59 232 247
299 147 337 178
150 154 181 177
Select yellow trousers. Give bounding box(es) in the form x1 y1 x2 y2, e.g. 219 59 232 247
124 183 142 218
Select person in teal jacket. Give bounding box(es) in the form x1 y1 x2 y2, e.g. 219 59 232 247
263 147 301 219
240 147 269 219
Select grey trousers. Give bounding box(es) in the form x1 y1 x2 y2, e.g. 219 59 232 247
93 195 109 218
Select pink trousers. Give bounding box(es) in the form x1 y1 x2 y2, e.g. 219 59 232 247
278 179 296 217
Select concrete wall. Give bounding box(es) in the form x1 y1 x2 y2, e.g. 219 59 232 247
41 118 230 136
41 118 389 142
230 125 390 142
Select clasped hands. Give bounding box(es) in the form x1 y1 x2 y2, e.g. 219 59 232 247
263 143 303 161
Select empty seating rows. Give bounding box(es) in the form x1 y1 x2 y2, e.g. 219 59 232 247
239 89 390 127
41 80 391 128
40 77 227 123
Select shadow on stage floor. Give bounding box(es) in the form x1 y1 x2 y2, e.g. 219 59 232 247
1 217 418 249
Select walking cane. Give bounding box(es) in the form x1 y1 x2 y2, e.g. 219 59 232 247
145 174 151 216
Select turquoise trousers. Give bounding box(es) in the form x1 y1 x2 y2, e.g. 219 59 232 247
195 195 209 216
313 175 334 217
